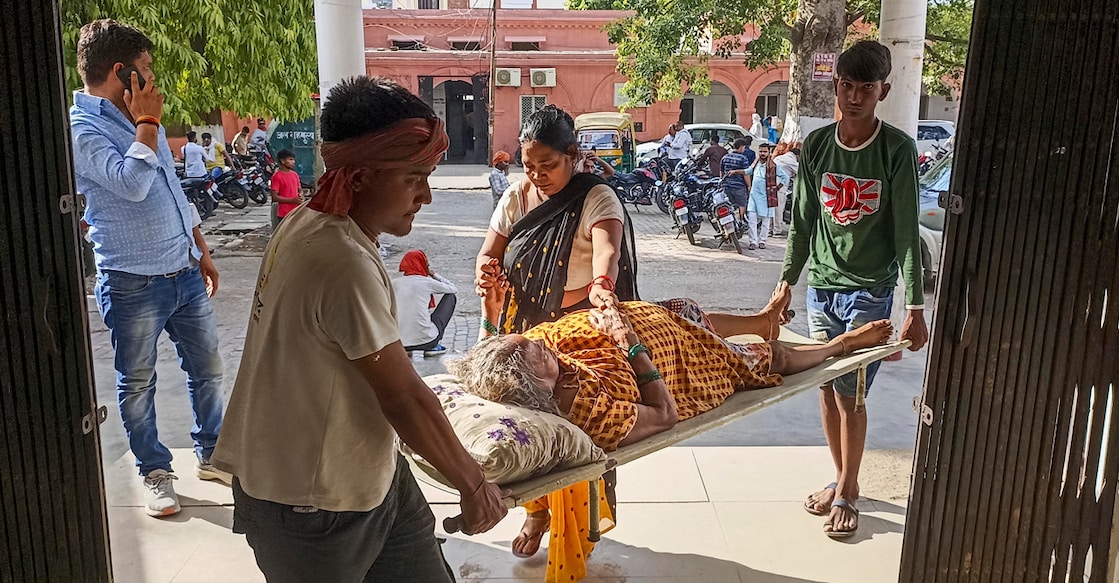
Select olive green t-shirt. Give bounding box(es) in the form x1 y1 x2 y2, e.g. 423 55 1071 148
781 120 925 307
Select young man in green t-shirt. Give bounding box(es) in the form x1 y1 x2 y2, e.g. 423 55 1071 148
774 40 930 539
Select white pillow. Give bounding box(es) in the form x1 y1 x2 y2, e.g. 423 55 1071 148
413 374 606 485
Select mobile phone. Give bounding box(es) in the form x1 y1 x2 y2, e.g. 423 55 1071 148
117 65 146 91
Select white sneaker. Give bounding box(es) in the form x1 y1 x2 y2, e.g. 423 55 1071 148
196 459 233 486
143 470 181 517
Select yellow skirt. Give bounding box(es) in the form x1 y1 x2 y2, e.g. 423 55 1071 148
523 480 615 583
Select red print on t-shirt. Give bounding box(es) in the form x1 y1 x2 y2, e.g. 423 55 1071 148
821 172 881 226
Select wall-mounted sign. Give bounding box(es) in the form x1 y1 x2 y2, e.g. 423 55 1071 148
813 53 836 82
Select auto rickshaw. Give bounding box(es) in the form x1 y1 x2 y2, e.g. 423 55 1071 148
574 112 636 173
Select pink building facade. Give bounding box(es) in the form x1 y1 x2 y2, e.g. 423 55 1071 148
363 7 791 163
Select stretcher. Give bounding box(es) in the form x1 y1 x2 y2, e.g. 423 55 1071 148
410 327 910 539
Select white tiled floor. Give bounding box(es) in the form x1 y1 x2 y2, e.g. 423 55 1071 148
107 446 911 583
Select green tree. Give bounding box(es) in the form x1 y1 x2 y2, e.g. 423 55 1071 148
922 0 973 94
61 0 319 126
571 0 972 138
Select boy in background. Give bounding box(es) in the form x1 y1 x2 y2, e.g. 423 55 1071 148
776 40 929 539
270 149 302 224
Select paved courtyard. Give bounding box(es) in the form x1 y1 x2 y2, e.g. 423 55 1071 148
92 188 932 582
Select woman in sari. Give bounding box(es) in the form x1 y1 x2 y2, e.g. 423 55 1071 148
475 105 638 335
449 279 892 581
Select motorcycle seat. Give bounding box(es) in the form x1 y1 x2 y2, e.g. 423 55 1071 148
180 178 207 189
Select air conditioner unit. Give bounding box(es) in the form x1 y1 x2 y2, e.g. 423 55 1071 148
495 68 521 87
530 68 556 88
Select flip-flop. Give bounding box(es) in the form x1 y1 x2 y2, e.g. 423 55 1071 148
824 498 858 539
511 513 550 558
803 482 837 516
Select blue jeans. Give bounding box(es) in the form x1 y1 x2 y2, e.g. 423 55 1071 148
96 266 224 476
806 286 894 398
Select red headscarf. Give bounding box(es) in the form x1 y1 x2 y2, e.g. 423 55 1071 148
309 117 449 217
399 250 436 308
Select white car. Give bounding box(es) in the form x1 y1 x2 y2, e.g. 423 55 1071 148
635 123 764 165
917 152 951 283
916 120 955 156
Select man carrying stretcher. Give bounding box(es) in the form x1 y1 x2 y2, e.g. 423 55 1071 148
211 77 507 583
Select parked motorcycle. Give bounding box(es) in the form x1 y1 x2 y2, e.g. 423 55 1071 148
918 138 952 176
213 168 250 209
609 166 657 210
643 156 678 215
231 153 271 204
668 159 720 246
180 176 219 220
707 188 743 254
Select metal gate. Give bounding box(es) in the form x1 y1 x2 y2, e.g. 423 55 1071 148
0 0 112 580
901 0 1119 580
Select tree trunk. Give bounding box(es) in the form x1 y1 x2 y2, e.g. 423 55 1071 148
782 0 847 143
877 0 928 138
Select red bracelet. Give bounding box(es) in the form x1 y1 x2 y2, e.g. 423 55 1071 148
587 275 615 296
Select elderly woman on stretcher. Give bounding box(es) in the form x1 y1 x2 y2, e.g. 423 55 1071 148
450 263 892 575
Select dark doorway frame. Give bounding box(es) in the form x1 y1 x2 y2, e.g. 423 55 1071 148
1 0 113 580
900 0 1119 579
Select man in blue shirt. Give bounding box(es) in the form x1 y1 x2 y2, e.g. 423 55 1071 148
180 130 210 178
69 19 227 518
719 138 756 226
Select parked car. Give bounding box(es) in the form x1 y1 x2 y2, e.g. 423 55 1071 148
635 123 763 165
918 152 951 283
916 120 955 157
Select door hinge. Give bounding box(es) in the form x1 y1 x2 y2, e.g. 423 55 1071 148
59 193 86 215
81 405 108 435
912 397 934 426
948 194 964 215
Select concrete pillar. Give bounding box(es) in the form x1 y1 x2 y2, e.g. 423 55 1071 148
877 0 927 138
315 0 366 103
877 0 928 350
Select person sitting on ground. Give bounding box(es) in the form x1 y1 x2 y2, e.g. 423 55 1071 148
392 249 458 357
448 274 892 576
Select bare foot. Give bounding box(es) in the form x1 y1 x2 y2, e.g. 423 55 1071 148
757 287 793 340
511 510 550 558
832 320 893 354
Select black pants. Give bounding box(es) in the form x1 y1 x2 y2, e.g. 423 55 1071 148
404 294 457 352
232 456 456 583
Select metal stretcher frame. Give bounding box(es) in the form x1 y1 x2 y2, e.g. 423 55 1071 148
413 329 911 539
